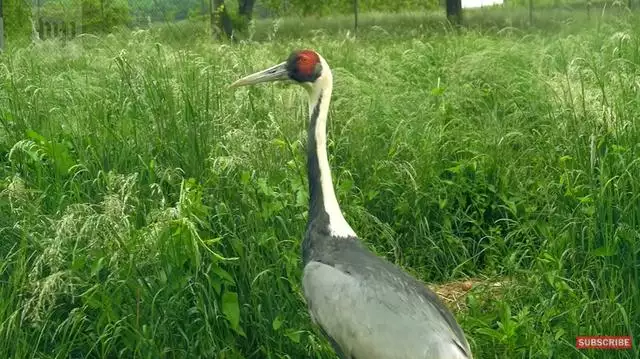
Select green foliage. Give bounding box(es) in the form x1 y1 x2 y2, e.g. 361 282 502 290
39 0 131 32
128 0 435 24
81 0 131 32
260 0 437 17
0 7 639 359
3 0 32 43
129 0 205 23
40 0 81 21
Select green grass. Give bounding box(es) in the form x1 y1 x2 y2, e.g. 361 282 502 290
1 6 639 359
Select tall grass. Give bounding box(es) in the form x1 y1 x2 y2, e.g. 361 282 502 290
0 7 638 359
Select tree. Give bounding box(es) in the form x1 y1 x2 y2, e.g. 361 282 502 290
80 0 130 33
238 0 255 20
210 0 256 40
2 0 31 44
446 0 462 25
211 0 232 39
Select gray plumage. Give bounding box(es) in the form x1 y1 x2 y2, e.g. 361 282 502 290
303 214 472 359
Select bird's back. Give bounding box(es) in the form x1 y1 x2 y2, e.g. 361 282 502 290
302 229 472 359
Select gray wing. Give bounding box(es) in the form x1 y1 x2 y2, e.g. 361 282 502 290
302 239 472 359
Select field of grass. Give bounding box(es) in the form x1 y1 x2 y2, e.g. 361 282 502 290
1 6 639 359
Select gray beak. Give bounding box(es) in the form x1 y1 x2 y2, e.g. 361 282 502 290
230 61 289 88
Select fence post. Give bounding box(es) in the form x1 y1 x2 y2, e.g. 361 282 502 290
528 0 533 26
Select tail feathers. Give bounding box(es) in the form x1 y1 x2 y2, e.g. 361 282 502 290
450 337 472 359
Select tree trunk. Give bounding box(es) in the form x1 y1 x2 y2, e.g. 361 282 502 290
446 0 462 25
237 0 255 31
238 0 256 21
211 0 233 39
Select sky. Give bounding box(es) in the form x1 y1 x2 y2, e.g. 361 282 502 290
462 0 504 9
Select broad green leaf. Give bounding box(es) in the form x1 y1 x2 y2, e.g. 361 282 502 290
592 246 615 257
222 290 244 336
272 315 283 331
284 329 301 343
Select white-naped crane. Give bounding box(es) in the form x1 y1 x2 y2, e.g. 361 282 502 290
231 50 473 359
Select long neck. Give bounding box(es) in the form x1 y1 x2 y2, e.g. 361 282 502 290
306 77 356 238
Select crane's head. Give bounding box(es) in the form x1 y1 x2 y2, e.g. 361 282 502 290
230 50 326 91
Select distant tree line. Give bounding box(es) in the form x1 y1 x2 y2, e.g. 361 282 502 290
258 0 439 17
36 0 130 33
33 0 439 28
209 0 442 39
0 0 620 44
6 0 429 45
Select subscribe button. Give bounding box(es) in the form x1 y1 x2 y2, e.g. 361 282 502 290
576 336 633 350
